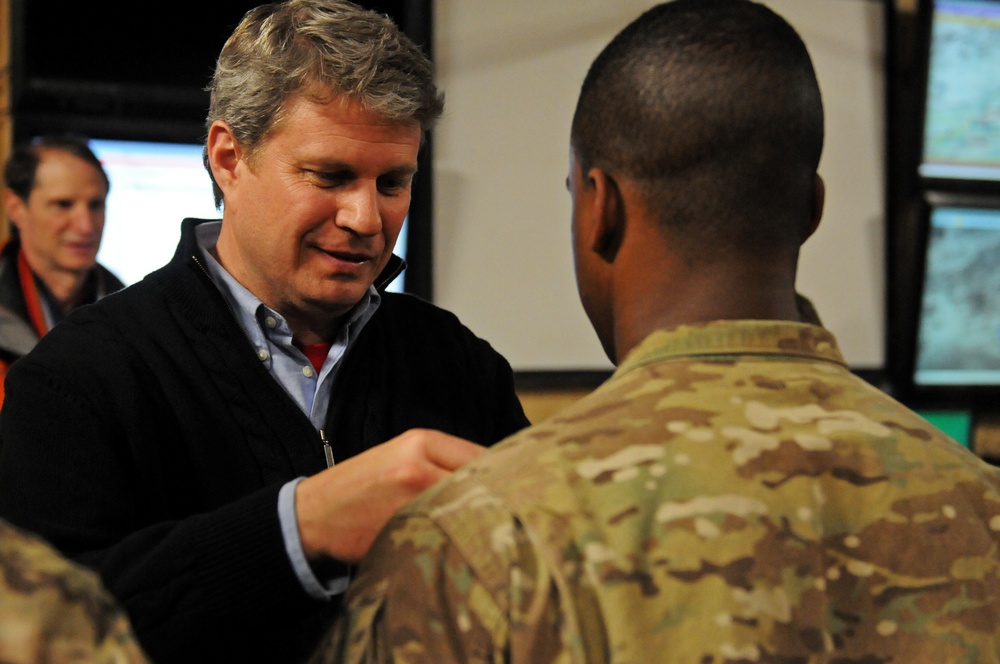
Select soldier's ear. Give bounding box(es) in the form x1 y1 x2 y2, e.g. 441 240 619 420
589 168 625 264
802 173 825 244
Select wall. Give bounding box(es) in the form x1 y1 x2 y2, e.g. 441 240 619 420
432 0 888 380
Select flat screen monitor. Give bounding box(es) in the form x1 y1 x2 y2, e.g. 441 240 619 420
89 138 408 293
90 139 219 286
911 193 1000 403
918 0 1000 183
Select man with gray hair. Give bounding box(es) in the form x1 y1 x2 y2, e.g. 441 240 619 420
0 1 528 662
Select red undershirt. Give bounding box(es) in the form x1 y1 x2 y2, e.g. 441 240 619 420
294 342 332 373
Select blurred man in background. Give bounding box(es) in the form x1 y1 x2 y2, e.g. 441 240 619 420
0 135 123 405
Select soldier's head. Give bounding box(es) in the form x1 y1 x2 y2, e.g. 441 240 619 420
567 0 826 362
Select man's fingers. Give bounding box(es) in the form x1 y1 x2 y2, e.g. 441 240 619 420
399 429 488 471
432 438 486 471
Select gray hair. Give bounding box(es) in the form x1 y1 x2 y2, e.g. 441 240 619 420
205 0 444 206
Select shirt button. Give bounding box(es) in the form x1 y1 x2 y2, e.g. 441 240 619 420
257 349 270 361
265 316 277 329
302 366 315 378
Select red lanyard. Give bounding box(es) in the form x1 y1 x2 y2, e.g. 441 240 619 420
17 249 50 338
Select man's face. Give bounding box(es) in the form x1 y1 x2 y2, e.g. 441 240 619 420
5 149 107 280
216 94 422 331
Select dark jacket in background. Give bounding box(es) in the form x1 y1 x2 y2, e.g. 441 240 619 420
0 236 124 405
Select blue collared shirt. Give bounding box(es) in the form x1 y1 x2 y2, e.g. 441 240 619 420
195 222 381 599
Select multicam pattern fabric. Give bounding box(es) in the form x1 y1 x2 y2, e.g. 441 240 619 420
319 321 1000 664
0 519 149 664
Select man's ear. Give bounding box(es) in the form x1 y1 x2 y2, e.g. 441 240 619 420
206 121 243 196
3 190 26 231
802 173 825 243
589 168 626 263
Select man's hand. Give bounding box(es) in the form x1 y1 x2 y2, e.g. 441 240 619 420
295 429 486 564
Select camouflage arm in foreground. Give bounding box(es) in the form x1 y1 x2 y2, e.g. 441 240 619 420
314 511 514 664
0 519 150 664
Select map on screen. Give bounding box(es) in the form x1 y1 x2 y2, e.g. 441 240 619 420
920 0 1000 181
914 202 1000 385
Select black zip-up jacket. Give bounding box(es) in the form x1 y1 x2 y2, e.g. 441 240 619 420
0 218 529 663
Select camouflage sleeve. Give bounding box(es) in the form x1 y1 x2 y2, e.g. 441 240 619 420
314 508 516 664
0 519 150 664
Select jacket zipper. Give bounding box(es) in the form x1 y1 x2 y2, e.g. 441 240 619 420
194 252 339 470
319 429 335 467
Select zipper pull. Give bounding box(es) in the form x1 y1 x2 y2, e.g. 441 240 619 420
319 429 333 468
319 429 335 468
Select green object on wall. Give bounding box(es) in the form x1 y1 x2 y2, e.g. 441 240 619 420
917 410 972 448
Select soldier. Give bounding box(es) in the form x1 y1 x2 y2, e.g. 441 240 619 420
314 1 1000 662
0 518 149 663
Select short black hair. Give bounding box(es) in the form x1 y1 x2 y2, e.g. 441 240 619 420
4 134 110 201
571 0 824 260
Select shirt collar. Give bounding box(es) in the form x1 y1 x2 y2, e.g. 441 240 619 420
615 320 847 380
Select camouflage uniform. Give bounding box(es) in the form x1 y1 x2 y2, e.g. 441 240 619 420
319 321 1000 664
0 519 149 664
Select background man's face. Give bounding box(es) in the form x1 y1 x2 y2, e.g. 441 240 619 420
218 94 421 326
6 149 107 279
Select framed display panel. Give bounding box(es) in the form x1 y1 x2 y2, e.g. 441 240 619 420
916 0 1000 187
433 0 889 379
902 191 1000 408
